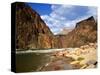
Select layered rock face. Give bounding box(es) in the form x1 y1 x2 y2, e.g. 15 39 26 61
16 2 54 49
16 2 97 49
57 16 97 48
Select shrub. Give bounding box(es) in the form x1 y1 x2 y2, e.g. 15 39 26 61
77 57 84 61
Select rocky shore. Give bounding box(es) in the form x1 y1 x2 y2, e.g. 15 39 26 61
38 43 97 71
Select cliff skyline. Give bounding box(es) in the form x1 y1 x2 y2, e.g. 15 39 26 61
16 2 97 49
28 2 97 34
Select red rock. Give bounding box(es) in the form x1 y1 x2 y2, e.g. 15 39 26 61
55 16 97 48
15 2 97 49
16 2 54 49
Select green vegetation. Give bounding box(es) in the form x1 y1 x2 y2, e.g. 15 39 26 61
77 57 84 61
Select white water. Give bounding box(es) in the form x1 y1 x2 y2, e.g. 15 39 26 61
16 48 75 54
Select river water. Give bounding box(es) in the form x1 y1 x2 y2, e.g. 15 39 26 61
16 48 75 72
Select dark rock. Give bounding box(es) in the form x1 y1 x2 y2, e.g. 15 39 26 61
16 2 54 49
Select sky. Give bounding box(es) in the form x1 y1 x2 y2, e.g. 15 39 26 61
27 3 97 34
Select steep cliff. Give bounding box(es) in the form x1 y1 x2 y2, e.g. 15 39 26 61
57 16 97 48
16 2 54 49
15 2 97 49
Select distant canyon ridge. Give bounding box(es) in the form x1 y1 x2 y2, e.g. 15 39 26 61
16 2 97 49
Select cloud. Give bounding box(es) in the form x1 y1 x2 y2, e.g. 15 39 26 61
41 5 97 34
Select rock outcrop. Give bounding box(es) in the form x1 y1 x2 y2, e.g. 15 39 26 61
16 2 54 49
56 16 97 48
15 2 97 49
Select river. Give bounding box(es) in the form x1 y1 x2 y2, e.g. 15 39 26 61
16 48 75 72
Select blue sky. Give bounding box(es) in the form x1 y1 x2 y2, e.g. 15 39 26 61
27 3 97 34
28 3 52 15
